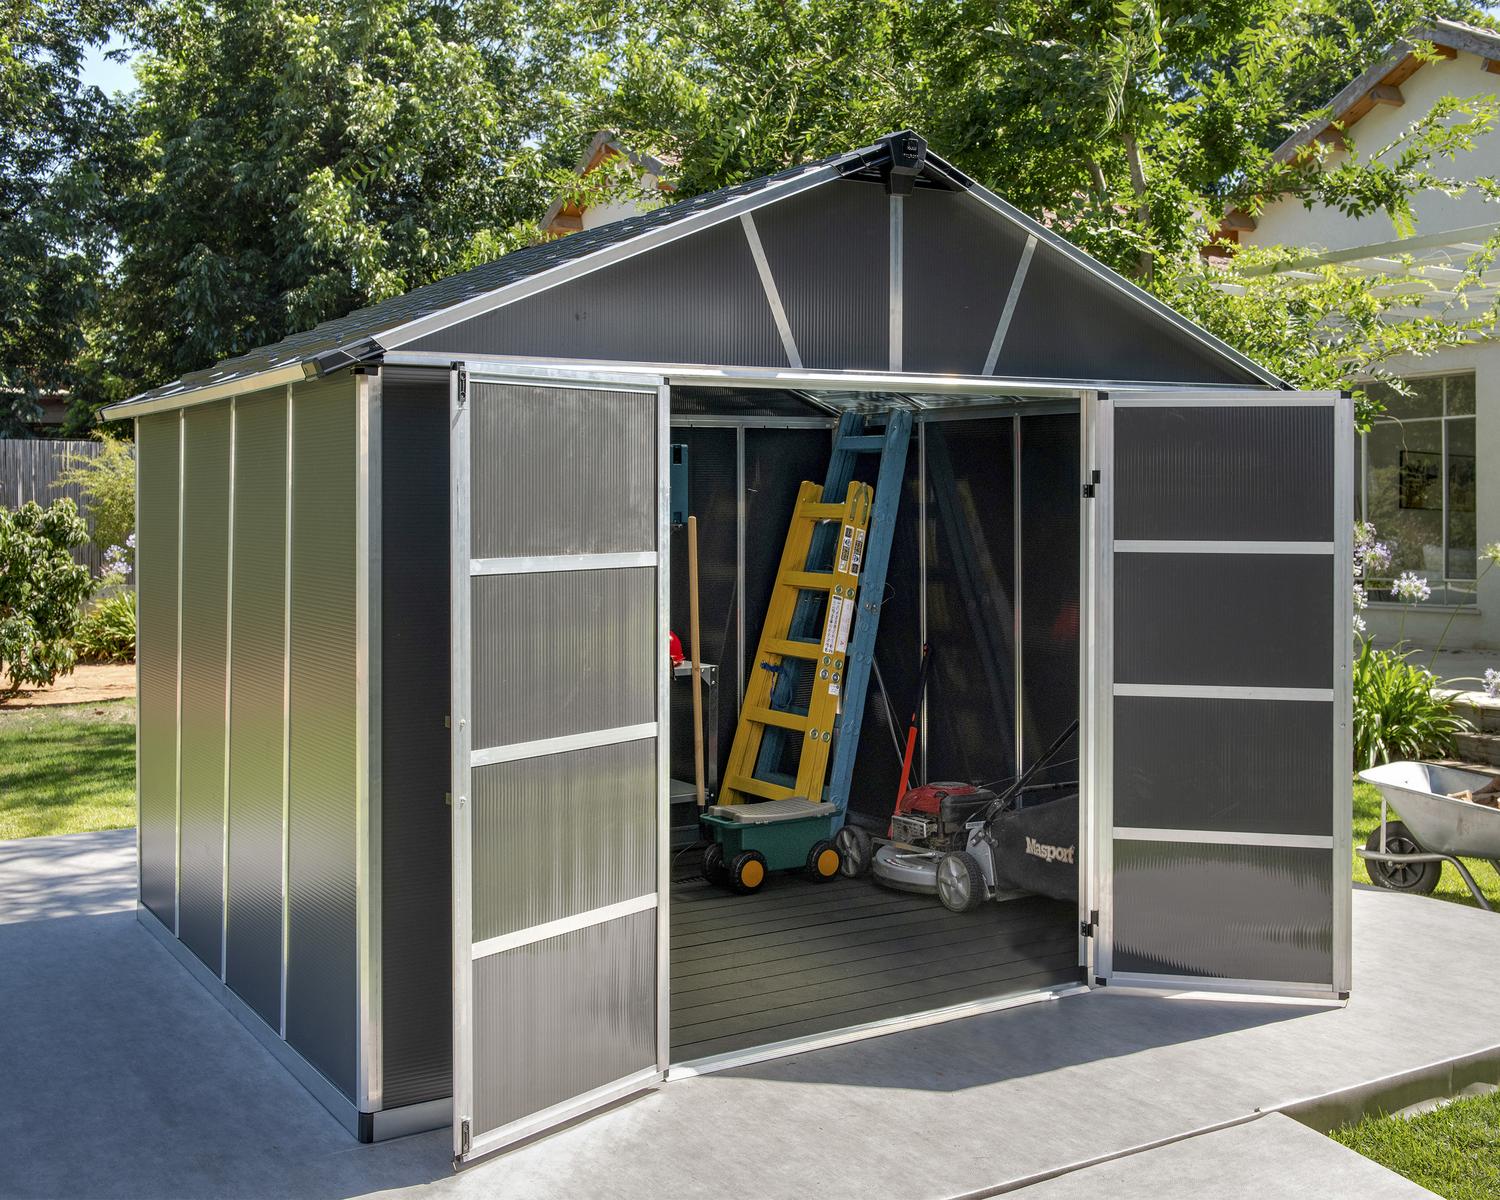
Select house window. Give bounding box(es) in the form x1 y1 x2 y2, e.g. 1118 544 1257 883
1359 373 1477 606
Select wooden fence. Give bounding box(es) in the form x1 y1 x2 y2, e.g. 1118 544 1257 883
0 438 110 575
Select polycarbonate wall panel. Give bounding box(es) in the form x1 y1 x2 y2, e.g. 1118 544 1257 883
379 367 453 1109
136 413 180 928
470 383 654 559
1114 696 1334 837
471 910 656 1137
287 375 358 1100
472 569 655 751
1115 406 1334 541
1113 841 1333 983
177 399 230 971
226 389 288 1026
1114 553 1333 690
472 740 655 942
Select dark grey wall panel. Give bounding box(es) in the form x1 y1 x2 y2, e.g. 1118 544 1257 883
1113 841 1332 983
471 910 656 1138
1114 553 1333 689
406 218 787 367
287 375 358 1100
226 388 287 1028
137 413 180 928
472 740 654 942
178 400 230 972
470 383 654 559
1115 406 1334 541
471 569 655 750
998 245 1246 384
903 189 1029 375
753 179 889 370
379 367 452 1108
1115 696 1334 837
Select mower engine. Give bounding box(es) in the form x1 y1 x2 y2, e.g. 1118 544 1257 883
888 782 1002 851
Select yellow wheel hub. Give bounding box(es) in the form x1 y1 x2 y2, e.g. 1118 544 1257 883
740 859 765 888
816 848 840 877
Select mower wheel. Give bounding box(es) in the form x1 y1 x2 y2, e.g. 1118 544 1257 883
730 850 768 894
701 842 728 886
835 825 873 877
1364 822 1441 895
936 851 985 913
806 839 841 882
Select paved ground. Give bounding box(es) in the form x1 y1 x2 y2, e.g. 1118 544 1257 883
0 662 135 708
2 831 1494 1199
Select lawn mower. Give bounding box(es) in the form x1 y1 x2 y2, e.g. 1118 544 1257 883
836 719 1079 913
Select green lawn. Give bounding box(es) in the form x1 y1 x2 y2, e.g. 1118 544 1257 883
1353 780 1500 909
0 701 136 840
1331 1089 1500 1200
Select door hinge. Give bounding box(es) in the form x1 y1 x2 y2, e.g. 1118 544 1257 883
1080 909 1099 938
460 1117 472 1157
1082 469 1101 499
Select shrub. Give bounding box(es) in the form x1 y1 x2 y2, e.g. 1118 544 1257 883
57 435 136 554
75 589 136 664
1352 639 1470 770
0 500 94 697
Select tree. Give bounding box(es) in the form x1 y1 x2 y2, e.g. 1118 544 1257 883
0 499 93 696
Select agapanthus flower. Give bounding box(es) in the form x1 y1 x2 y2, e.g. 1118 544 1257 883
1485 667 1500 700
1353 584 1368 611
1353 614 1368 637
1390 572 1431 603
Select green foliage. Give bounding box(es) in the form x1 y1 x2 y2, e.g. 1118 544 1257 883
74 587 135 663
0 701 136 838
1332 1085 1500 1200
1351 639 1470 770
56 434 136 550
0 500 94 696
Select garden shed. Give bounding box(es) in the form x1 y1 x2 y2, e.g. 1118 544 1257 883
105 131 1354 1162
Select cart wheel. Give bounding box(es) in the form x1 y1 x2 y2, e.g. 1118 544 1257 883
701 842 728 886
806 839 841 882
1364 822 1441 895
730 850 768 894
936 851 985 913
835 825 873 877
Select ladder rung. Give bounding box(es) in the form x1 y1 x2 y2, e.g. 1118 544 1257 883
783 570 835 591
765 638 822 660
836 435 885 453
746 706 809 731
798 501 848 521
725 775 796 802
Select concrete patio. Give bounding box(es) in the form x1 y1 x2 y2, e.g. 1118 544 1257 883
3 830 1497 1198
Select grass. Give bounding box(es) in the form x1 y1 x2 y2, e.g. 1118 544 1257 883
1331 1089 1500 1200
1353 779 1500 909
0 700 136 840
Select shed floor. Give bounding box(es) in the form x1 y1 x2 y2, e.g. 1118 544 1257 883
669 861 1082 1061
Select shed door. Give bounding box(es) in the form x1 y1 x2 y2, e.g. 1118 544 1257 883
451 367 669 1162
1091 391 1353 996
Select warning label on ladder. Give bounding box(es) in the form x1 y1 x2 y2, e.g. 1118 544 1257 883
836 524 855 574
850 529 866 577
823 591 856 654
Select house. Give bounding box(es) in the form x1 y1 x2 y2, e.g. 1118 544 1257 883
1237 18 1500 651
540 132 673 237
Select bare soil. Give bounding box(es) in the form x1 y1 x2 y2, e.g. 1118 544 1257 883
0 663 136 709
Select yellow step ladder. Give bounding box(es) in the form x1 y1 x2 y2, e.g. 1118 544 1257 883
720 479 873 806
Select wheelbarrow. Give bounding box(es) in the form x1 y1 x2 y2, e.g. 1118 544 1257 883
1357 761 1500 910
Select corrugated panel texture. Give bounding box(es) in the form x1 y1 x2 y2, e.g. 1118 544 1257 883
1114 553 1333 690
997 244 1246 384
178 400 231 971
1020 414 1080 783
1115 406 1335 541
378 367 453 1108
408 218 788 366
471 910 656 1137
1113 841 1332 983
136 414 180 927
287 375 358 1099
902 189 1029 375
471 569 655 751
470 383 654 559
1115 696 1334 837
751 179 889 370
472 740 655 942
226 387 287 1027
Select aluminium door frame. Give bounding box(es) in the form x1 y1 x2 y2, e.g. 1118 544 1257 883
1084 388 1354 1000
450 361 672 1164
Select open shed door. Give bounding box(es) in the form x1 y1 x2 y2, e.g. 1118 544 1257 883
450 366 669 1162
1089 390 1353 997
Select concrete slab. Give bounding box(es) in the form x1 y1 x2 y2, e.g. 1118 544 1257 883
1 831 1497 1199
0 828 134 924
1005 1113 1437 1199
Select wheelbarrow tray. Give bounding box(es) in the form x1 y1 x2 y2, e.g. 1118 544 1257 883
701 799 838 871
1358 761 1500 859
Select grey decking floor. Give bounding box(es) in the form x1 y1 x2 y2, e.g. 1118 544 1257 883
669 861 1081 1061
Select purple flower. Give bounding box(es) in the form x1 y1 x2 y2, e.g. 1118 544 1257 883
1390 572 1431 603
1486 668 1500 700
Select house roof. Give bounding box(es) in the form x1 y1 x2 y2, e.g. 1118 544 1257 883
540 132 676 237
107 131 1282 418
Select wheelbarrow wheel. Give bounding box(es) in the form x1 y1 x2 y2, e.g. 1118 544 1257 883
1365 822 1441 895
805 839 841 882
730 849 768 894
835 825 873 877
701 842 728 886
936 851 985 913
